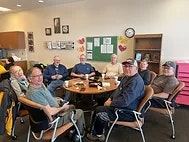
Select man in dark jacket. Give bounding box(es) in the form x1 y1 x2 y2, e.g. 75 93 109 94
43 56 69 98
87 58 145 141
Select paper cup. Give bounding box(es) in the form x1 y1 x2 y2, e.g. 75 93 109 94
64 80 69 88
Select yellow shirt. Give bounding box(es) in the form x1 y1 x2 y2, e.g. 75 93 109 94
0 65 7 74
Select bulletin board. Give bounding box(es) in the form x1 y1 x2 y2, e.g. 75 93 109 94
86 36 118 62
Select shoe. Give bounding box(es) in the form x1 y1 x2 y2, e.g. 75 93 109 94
86 133 105 141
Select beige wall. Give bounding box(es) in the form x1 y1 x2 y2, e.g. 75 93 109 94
0 0 189 71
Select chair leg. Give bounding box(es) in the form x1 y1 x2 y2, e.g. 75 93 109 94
71 111 82 142
11 122 17 140
165 102 175 139
105 110 119 142
27 125 31 142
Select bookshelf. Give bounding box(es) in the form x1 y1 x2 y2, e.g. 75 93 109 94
134 34 162 73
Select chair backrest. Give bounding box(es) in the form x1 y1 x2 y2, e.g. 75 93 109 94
137 86 154 114
150 71 157 84
20 97 52 133
168 81 185 102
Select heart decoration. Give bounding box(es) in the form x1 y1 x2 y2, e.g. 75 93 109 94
77 38 85 44
118 44 127 52
77 45 85 52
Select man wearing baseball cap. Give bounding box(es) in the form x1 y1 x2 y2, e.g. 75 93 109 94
87 58 145 141
150 61 179 107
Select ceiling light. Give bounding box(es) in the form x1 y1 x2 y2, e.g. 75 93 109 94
0 7 11 12
16 4 22 7
38 0 44 3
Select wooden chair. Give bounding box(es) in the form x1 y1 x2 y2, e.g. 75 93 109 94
20 97 78 142
105 86 154 142
149 81 185 139
150 71 157 84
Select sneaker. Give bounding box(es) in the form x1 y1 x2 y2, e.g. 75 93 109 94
86 133 105 141
73 134 85 142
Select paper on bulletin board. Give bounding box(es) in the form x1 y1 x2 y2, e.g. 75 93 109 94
103 37 111 45
101 45 106 53
106 44 113 53
87 42 93 50
86 51 93 59
94 38 100 46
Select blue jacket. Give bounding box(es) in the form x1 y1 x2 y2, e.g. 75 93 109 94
43 64 68 84
110 73 145 110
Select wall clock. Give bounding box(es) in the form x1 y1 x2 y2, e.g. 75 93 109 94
125 28 135 38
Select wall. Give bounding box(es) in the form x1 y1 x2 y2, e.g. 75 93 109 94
0 0 189 71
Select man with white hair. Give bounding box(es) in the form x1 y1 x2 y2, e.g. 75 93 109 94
43 56 69 98
87 58 145 141
102 54 123 78
71 54 95 78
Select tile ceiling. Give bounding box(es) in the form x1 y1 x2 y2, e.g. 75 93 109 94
0 0 83 14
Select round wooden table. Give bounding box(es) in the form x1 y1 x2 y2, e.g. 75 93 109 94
63 78 118 95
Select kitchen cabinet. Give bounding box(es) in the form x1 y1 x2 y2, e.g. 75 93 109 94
0 31 25 49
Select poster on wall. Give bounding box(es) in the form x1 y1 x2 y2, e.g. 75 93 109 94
54 17 61 34
27 32 34 52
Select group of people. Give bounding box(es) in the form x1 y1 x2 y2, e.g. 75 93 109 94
6 53 179 141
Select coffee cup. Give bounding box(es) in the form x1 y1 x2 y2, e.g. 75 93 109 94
102 73 105 79
85 74 89 80
64 80 69 88
114 76 118 82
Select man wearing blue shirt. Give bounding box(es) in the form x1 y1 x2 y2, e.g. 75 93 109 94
71 54 95 78
43 56 69 98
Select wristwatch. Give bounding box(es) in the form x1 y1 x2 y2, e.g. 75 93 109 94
125 28 135 38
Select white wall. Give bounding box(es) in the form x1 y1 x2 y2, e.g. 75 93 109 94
0 0 189 71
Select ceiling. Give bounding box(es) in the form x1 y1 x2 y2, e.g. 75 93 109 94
0 0 82 14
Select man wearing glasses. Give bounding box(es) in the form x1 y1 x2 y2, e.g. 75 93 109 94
150 61 179 107
87 58 145 141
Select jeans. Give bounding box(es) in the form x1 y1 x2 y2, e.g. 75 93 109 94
47 80 63 96
89 106 135 135
58 106 85 135
47 80 71 101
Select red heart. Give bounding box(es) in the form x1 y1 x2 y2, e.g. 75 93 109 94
119 45 127 52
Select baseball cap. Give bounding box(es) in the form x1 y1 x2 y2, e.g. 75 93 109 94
122 58 138 67
162 61 176 69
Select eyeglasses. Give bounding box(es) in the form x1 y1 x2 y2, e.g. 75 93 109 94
31 74 43 78
122 65 135 68
163 66 173 70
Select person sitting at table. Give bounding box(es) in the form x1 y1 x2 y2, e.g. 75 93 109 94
26 67 86 139
9 65 29 99
102 54 123 78
150 61 179 107
138 59 151 85
71 54 95 79
86 58 145 141
43 56 69 98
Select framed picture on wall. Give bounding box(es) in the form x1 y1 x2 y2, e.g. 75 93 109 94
135 52 142 61
152 52 160 61
144 53 151 61
62 25 69 34
54 17 61 34
45 28 51 36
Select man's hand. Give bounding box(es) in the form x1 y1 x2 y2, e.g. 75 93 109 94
104 98 112 106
